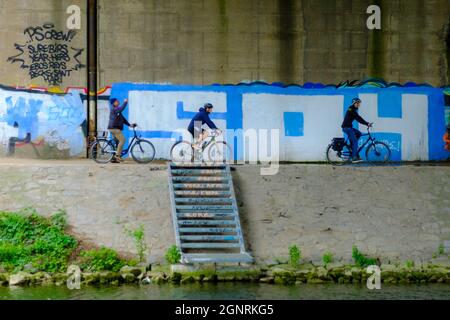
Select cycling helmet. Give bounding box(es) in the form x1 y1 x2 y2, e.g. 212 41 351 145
204 103 214 109
352 98 361 104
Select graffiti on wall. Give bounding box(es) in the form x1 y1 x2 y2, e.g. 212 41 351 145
109 81 448 161
0 85 86 158
7 23 85 85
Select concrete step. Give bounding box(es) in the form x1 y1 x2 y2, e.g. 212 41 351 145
181 243 241 249
183 253 254 264
173 183 230 190
172 176 229 183
178 220 236 226
175 198 233 204
178 227 237 233
174 190 231 197
177 212 236 218
175 205 234 211
180 235 240 241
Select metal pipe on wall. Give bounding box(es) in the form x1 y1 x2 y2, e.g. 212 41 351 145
86 0 98 157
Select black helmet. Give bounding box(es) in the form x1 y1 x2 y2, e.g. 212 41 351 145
204 103 213 109
352 98 361 104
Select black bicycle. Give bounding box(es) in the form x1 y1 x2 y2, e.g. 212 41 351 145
326 125 391 165
89 125 156 164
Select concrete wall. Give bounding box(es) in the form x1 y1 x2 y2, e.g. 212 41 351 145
109 82 449 162
0 0 448 88
98 0 450 87
0 0 87 88
0 161 448 264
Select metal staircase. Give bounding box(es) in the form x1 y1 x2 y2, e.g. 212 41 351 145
168 163 253 264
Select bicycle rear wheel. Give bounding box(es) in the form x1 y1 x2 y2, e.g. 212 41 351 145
131 139 156 164
170 141 194 163
206 141 232 164
365 141 391 164
90 139 115 164
326 144 352 165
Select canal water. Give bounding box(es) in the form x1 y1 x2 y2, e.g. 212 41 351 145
1 283 449 300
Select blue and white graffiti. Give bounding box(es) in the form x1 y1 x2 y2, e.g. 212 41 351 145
110 83 448 161
0 87 85 157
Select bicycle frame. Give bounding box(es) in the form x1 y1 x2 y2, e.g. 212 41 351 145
342 127 376 156
108 127 140 156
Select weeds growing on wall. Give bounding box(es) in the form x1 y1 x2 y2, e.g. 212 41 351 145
322 252 334 265
124 225 148 263
165 245 181 265
0 208 77 273
352 246 377 267
289 245 301 267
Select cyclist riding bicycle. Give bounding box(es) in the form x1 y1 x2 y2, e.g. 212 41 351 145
108 98 136 163
341 98 373 163
187 103 221 149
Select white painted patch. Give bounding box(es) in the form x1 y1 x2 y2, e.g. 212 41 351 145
358 94 429 160
243 93 344 161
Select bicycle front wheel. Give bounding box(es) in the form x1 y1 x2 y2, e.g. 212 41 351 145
365 141 391 164
170 141 194 163
325 144 352 166
206 141 232 164
131 139 156 164
90 139 115 164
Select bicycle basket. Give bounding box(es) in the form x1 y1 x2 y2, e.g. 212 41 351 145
332 138 345 151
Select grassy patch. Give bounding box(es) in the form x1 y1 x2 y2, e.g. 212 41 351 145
76 247 126 272
0 208 77 273
0 209 131 274
352 246 377 268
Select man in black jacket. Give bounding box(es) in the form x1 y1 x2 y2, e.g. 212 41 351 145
341 98 372 162
107 98 136 163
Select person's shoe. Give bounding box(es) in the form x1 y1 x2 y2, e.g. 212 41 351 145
116 156 124 162
352 157 363 163
111 158 120 163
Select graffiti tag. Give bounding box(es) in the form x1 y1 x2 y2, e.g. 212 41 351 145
7 23 85 85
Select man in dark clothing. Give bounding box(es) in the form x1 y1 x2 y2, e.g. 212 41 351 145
341 98 372 162
107 98 136 162
187 103 220 148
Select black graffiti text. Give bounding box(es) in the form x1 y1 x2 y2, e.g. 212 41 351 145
24 23 76 43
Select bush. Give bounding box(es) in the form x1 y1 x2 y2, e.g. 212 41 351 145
0 209 77 273
322 252 334 265
165 245 181 264
352 246 377 267
77 247 125 272
124 225 148 263
289 245 301 267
